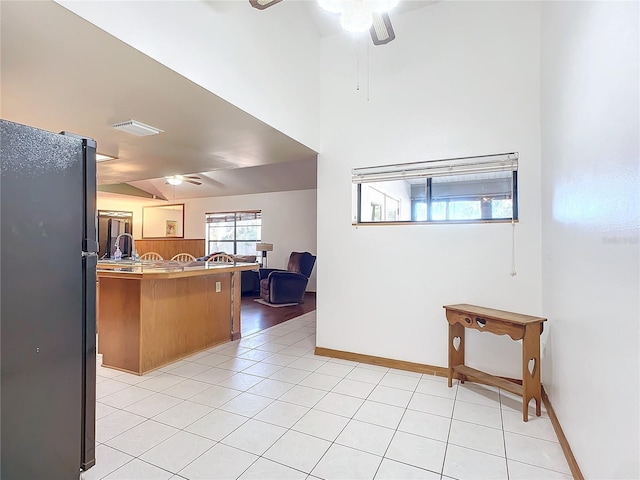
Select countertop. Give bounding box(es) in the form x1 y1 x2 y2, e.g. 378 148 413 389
97 260 259 279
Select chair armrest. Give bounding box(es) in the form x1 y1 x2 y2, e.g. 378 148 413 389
258 268 286 280
266 271 309 304
268 271 307 283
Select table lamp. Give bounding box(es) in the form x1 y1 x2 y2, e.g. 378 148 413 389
256 242 273 267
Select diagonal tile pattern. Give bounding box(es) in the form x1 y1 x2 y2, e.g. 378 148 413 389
84 311 572 480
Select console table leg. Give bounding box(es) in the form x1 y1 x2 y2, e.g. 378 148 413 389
522 323 542 422
448 323 465 388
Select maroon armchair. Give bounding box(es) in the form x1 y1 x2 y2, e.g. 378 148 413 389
259 252 316 304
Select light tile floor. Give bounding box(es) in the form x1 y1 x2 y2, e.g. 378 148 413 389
84 312 572 480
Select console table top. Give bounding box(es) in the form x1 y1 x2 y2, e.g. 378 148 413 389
443 304 547 325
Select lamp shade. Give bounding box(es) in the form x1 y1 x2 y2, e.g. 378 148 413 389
256 242 274 252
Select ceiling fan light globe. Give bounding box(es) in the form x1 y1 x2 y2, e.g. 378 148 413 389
318 0 345 14
166 176 183 186
340 2 373 32
369 0 399 13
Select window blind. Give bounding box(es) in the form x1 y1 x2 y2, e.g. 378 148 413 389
352 153 518 184
205 211 261 223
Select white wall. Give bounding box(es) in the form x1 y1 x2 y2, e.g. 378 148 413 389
97 192 165 240
540 2 639 478
183 189 318 291
317 1 542 378
56 0 321 151
143 205 184 238
98 189 317 290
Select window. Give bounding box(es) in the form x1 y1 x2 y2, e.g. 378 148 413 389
352 153 518 224
361 184 400 222
205 211 261 255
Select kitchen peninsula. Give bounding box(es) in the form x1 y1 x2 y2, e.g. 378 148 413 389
97 260 257 375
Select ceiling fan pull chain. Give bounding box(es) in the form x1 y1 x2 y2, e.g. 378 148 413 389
355 35 361 91
366 40 370 101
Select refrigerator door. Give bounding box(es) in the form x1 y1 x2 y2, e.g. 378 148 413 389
1 119 87 479
82 252 97 469
62 131 97 469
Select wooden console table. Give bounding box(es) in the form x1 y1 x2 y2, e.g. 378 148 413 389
444 304 547 421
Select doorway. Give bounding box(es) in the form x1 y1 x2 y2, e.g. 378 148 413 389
97 210 133 259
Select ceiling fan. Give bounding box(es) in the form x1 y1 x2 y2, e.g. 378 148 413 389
165 175 202 186
249 0 397 46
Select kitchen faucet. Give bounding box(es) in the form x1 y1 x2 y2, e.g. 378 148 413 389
114 233 139 260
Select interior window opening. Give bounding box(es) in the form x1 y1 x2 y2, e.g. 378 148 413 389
353 153 518 225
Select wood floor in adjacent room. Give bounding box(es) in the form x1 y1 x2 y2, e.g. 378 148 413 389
241 292 316 336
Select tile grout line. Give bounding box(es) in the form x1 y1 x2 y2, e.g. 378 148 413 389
372 375 418 480
96 317 565 479
93 320 316 478
99 361 459 477
285 359 425 477
499 388 510 480
295 361 387 477
110 333 318 477
439 378 459 479
102 322 318 479
207 351 354 477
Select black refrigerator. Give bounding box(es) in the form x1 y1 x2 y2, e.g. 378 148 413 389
1 119 97 479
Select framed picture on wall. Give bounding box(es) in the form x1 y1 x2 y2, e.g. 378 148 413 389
166 220 178 237
142 204 184 238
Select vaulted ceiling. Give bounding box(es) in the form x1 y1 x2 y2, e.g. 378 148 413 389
0 0 318 200
1 0 435 200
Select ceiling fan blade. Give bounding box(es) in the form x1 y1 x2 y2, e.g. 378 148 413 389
185 179 202 185
183 175 201 180
370 12 395 45
249 0 283 10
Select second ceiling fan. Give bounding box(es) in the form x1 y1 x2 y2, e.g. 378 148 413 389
249 0 397 46
165 175 202 186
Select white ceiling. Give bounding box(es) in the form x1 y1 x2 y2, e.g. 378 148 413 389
304 0 438 37
1 0 436 201
0 0 318 200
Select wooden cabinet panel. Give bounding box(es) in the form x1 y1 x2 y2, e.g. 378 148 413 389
99 277 141 373
98 270 237 375
135 239 205 260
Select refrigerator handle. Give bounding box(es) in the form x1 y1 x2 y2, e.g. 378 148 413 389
60 131 98 253
83 138 98 253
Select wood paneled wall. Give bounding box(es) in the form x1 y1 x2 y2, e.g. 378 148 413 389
135 239 205 260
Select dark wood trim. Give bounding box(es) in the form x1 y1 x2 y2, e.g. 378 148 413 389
315 346 583 479
314 347 448 377
315 347 528 387
231 332 242 341
542 386 584 480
